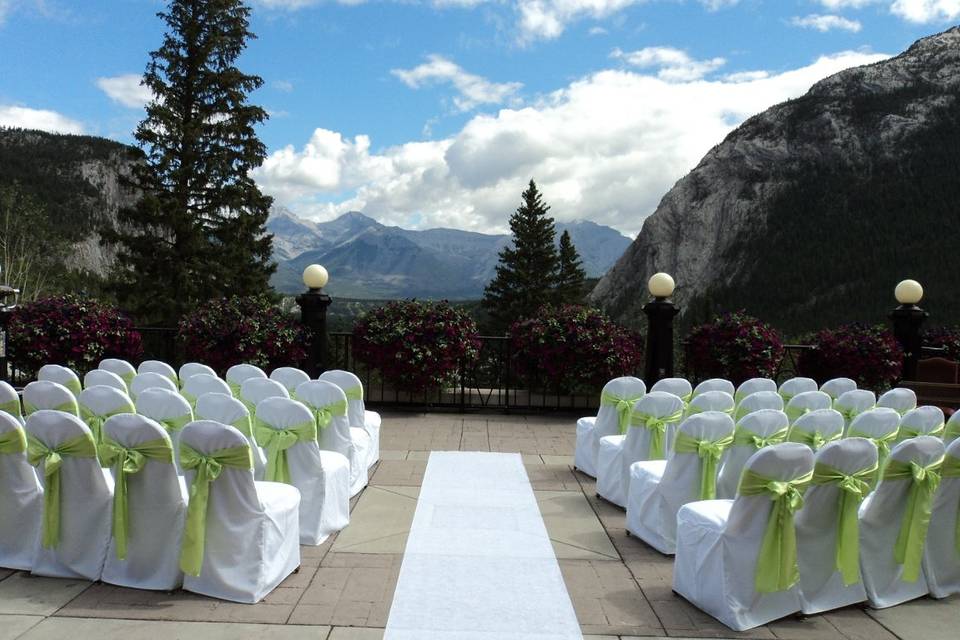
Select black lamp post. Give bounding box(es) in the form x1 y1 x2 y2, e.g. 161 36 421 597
297 265 332 378
0 281 19 384
890 279 927 382
643 272 680 385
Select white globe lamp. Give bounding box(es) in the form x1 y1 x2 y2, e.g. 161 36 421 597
303 264 329 291
648 272 675 299
894 279 923 306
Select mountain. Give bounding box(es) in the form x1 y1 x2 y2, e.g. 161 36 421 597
590 27 960 336
268 210 632 298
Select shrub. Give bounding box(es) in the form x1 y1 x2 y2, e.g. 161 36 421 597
798 323 903 392
923 326 960 361
177 295 310 374
510 304 643 393
8 295 142 377
352 300 480 392
684 311 784 385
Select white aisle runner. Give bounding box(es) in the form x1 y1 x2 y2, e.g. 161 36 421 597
384 451 583 640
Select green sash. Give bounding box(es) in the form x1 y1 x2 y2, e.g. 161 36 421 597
179 443 253 576
254 418 317 483
310 399 348 430
27 433 98 549
100 436 174 560
685 403 735 418
80 402 135 449
118 372 135 387
630 409 684 460
0 427 27 454
0 398 22 420
599 391 643 435
673 431 734 500
62 379 82 396
23 399 79 418
785 405 815 424
847 428 899 470
154 413 193 435
883 456 944 582
230 415 253 438
738 468 813 593
811 462 877 585
787 428 841 451
898 422 945 442
941 455 960 556
944 421 960 444
227 381 243 398
181 390 199 409
732 426 789 450
343 386 363 402
834 403 869 423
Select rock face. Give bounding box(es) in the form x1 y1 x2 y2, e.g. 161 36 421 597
590 27 960 334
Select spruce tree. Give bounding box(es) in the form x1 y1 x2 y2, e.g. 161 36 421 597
555 229 587 304
105 0 274 324
482 180 559 332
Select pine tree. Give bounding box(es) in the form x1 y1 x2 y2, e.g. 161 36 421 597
555 230 587 305
482 180 559 333
104 0 274 324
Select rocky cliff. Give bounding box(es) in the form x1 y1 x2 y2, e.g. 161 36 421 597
590 27 960 334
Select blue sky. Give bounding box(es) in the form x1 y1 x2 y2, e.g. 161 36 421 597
0 1 956 235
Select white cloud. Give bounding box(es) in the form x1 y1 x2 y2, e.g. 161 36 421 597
891 0 960 22
254 50 888 237
272 80 295 92
0 105 84 134
699 0 740 9
392 55 522 111
611 46 726 81
790 14 863 32
817 0 879 8
516 0 644 42
96 74 153 109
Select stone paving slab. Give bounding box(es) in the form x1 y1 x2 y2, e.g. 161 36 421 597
330 486 419 554
0 574 91 615
0 614 44 640
21 617 331 639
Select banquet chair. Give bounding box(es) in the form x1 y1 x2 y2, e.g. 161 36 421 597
717 409 790 499
945 410 960 445
626 411 735 554
734 390 783 422
596 392 685 508
138 360 179 386
271 367 311 394
135 388 194 472
847 408 901 472
295 380 370 496
0 380 24 425
859 436 945 608
834 389 876 431
820 377 857 401
734 378 777 406
692 378 735 398
178 362 217 387
785 391 833 425
77 385 136 451
796 437 877 614
23 381 79 418
26 410 113 580
0 411 43 570
129 372 179 400
923 436 960 598
179 420 301 603
650 378 692 403
182 373 232 408
194 392 267 480
37 364 82 397
574 376 645 478
778 377 818 403
99 358 137 387
787 408 844 452
320 370 381 469
100 414 186 591
673 442 814 631
685 391 734 417
226 363 268 398
877 388 917 416
239 378 289 416
254 397 350 544
84 369 129 394
897 405 945 442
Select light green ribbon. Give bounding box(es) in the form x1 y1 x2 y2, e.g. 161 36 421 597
738 468 813 593
79 402 135 451
179 443 253 576
310 400 348 431
231 415 253 438
0 427 27 454
27 433 98 549
254 418 317 483
62 379 82 396
834 404 868 423
787 428 841 451
686 403 735 418
23 399 79 418
629 409 684 460
600 391 643 435
343 386 363 402
945 421 960 444
732 426 789 450
100 436 173 560
847 428 899 472
155 414 193 435
883 456 944 582
898 423 945 442
0 398 23 421
785 405 815 424
674 431 734 500
227 381 243 398
941 455 960 556
181 390 199 410
118 372 135 387
811 462 877 585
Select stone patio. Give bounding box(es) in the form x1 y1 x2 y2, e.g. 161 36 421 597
1 411 957 639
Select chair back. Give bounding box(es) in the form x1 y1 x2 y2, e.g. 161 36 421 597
734 378 777 404
785 391 832 424
179 421 261 519
37 364 81 396
25 410 111 502
102 414 180 504
23 381 79 417
294 380 352 459
195 393 251 436
624 391 686 461
136 388 194 470
99 359 137 386
728 442 814 534
130 372 178 399
779 377 818 403
178 363 217 386
319 370 367 429
877 388 918 416
240 378 289 415
663 411 735 501
650 378 692 402
820 377 857 400
254 397 322 484
138 360 178 385
594 376 646 438
924 437 960 596
226 364 267 396
77 385 136 446
0 410 40 500
945 410 960 444
717 409 789 499
84 369 128 394
686 391 734 416
787 408 844 451
692 378 734 398
182 373 232 406
0 380 24 424
271 367 311 393
898 405 945 441
835 389 876 428
735 390 783 421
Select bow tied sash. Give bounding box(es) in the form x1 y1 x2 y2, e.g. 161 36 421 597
738 468 813 593
673 431 734 500
27 433 98 548
311 400 348 431
254 418 317 483
899 423 945 441
787 428 840 451
599 391 643 434
630 409 684 459
99 436 173 559
883 456 944 582
343 386 363 402
732 427 788 451
156 413 194 435
23 399 79 418
0 427 27 454
179 443 253 576
944 421 960 444
79 402 135 450
785 405 815 424
847 428 898 469
811 462 877 585
0 398 23 421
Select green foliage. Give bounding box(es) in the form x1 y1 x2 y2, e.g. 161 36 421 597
0 184 70 301
106 0 275 324
797 324 903 392
556 230 587 304
684 311 785 385
922 325 960 361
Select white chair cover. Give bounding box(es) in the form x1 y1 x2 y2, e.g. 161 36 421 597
77 386 136 450
254 398 350 545
100 414 187 591
778 377 818 402
179 421 301 603
271 367 310 393
673 442 814 631
859 436 945 608
596 392 685 508
319 370 381 469
820 377 857 401
650 378 692 402
897 405 945 441
37 364 82 397
923 436 960 598
138 360 179 385
0 380 24 425
717 409 790 499
23 381 79 418
0 411 43 570
84 369 128 394
194 392 267 481
295 380 370 497
693 378 735 398
945 410 960 445
785 391 833 425
135 388 194 473
734 378 777 405
796 438 877 614
626 411 735 554
182 373 232 406
835 389 876 430
787 409 844 452
574 376 645 478
100 359 137 386
240 378 289 416
226 364 268 397
178 362 217 387
26 410 113 580
686 391 734 416
846 408 901 469
734 390 784 421
129 372 178 399
877 388 917 416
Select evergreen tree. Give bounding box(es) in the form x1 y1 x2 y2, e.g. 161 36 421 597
482 180 559 332
555 229 587 304
104 0 274 324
